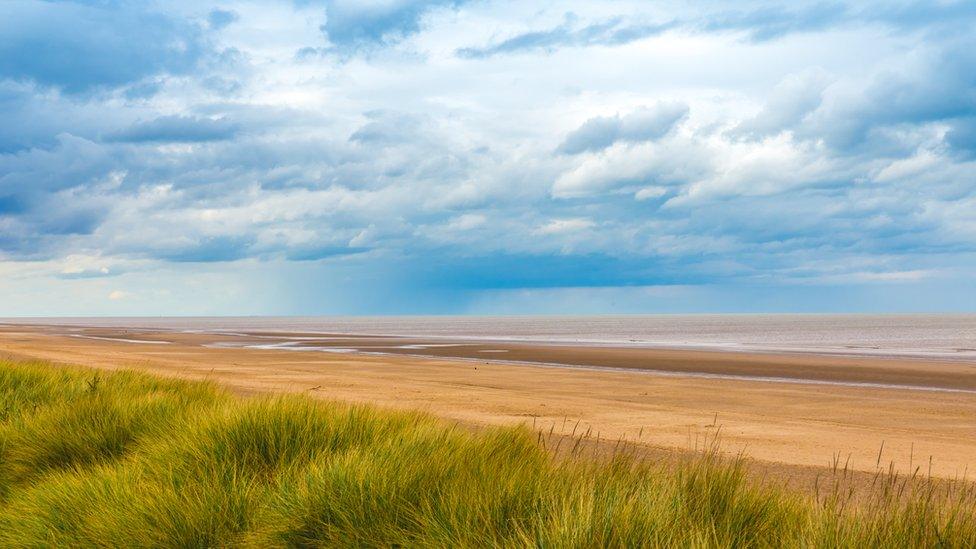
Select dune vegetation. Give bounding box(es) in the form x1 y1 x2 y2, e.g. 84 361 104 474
0 358 973 547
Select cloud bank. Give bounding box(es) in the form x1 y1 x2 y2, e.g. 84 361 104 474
1 0 975 314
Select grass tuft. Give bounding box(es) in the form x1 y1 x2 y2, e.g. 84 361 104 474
0 358 972 547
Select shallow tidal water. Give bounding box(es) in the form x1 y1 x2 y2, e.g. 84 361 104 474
6 314 976 360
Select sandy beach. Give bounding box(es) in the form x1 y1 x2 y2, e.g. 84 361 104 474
1 323 974 482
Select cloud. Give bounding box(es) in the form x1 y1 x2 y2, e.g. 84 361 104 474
2 0 976 314
457 15 674 59
732 69 832 138
0 193 26 215
945 117 976 158
856 0 976 35
558 103 688 155
454 1 976 61
699 1 976 42
285 245 366 261
348 110 426 145
58 268 112 280
305 0 467 54
207 8 239 30
552 135 711 198
0 134 117 257
0 0 207 93
700 2 850 42
157 236 254 263
105 115 240 143
536 218 594 235
399 253 698 290
0 82 95 152
797 38 976 151
635 187 667 201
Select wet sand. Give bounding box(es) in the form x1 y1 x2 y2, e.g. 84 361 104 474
1 324 975 481
48 325 976 393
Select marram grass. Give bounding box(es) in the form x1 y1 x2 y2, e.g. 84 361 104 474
0 359 973 547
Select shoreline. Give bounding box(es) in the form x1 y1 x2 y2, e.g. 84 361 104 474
202 338 976 396
4 314 976 363
36 325 976 393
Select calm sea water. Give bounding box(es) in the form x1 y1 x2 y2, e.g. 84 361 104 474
5 315 976 360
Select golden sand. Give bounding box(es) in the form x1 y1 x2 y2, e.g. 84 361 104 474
1 324 974 481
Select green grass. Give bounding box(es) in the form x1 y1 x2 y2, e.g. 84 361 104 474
0 358 973 547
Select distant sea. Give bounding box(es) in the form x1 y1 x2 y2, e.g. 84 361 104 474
5 314 976 361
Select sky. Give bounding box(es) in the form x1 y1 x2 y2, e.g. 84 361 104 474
1 0 975 316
